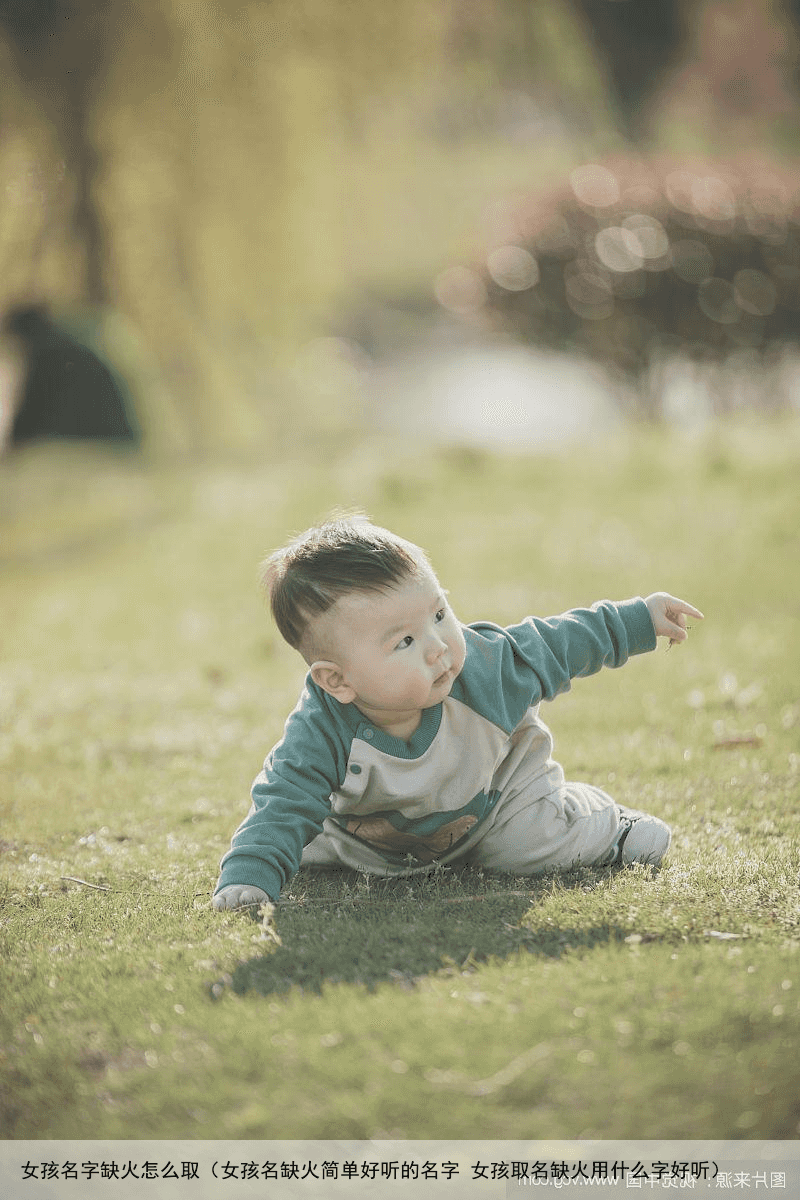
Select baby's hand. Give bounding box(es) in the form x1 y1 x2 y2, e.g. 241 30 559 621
645 593 704 644
212 884 271 911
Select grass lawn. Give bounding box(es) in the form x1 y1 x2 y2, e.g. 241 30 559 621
1 417 799 1141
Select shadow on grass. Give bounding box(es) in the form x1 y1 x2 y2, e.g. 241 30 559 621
223 865 638 998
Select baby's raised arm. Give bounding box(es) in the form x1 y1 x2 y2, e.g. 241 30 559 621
645 593 704 643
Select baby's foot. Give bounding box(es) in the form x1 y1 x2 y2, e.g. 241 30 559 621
614 806 671 867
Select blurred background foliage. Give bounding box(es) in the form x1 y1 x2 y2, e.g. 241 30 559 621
2 0 800 454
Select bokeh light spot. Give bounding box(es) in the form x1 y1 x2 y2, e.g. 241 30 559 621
594 225 642 272
594 226 643 274
486 245 539 291
622 214 669 265
569 164 620 209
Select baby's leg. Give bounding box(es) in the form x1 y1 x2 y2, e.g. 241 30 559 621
462 782 669 874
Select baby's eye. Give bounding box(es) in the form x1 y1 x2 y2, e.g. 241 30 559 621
434 608 446 623
396 635 414 650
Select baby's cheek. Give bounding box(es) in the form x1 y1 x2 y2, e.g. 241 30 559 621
455 631 468 669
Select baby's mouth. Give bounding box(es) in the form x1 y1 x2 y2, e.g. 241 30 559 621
433 666 451 686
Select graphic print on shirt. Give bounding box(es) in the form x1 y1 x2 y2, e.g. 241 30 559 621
337 794 499 864
327 695 511 864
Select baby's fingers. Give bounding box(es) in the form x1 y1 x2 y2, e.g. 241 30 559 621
212 885 269 911
667 614 688 643
671 598 704 621
663 597 704 645
646 593 704 643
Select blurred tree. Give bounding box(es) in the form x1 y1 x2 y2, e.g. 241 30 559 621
0 0 116 304
652 0 800 153
0 0 624 451
566 1 800 154
569 0 686 138
441 0 613 141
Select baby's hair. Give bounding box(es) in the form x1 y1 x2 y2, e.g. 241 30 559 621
261 514 429 652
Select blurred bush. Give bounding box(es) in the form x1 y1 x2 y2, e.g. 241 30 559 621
425 2 800 420
448 154 800 417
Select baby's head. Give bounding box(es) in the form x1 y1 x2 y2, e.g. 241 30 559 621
262 516 466 730
262 515 431 662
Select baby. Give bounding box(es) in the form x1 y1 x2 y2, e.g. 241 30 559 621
213 516 702 909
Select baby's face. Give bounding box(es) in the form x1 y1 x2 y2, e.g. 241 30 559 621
313 566 467 732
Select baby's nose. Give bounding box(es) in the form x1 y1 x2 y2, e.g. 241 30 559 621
425 636 447 662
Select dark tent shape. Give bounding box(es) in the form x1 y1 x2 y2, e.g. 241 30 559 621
4 304 141 446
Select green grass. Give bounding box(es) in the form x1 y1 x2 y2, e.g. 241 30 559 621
1 418 799 1140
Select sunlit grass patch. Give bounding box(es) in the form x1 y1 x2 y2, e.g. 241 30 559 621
1 418 799 1140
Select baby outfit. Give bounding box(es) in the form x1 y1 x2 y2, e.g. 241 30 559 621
214 598 662 903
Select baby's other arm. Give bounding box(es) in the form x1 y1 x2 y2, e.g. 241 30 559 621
212 884 271 911
645 593 704 644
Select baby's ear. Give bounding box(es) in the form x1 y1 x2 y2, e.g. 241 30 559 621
310 661 356 703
